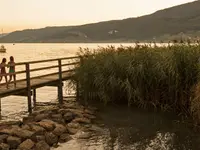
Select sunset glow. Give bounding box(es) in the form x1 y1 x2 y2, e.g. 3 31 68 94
0 0 196 33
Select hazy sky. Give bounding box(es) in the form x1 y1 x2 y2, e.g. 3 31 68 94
0 0 196 33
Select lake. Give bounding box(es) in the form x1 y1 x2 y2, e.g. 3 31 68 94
0 43 135 121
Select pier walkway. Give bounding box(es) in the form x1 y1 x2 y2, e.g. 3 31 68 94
0 56 80 113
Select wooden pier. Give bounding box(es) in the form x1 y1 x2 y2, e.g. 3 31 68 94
0 56 80 114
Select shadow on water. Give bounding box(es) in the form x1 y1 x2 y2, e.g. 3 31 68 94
90 102 200 150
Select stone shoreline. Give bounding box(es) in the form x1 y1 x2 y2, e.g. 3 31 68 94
0 100 99 150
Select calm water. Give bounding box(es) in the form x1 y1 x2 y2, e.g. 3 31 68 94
0 43 135 121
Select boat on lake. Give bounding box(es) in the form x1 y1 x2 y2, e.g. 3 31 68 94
0 45 6 53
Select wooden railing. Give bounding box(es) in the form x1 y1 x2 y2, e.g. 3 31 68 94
0 56 81 113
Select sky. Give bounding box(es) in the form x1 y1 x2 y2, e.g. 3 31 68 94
0 0 196 33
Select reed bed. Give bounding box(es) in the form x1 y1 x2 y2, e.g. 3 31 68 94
73 43 200 120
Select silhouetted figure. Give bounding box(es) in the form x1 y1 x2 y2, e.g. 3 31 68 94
0 58 8 89
8 56 16 88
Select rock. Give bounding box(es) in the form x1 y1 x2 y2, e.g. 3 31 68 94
68 109 84 118
0 134 8 143
83 113 96 120
31 111 43 116
45 132 58 146
51 114 64 123
63 112 74 122
18 139 35 150
52 143 59 148
87 106 98 111
0 128 13 135
67 127 78 135
62 103 82 110
30 124 45 135
35 135 45 142
35 114 49 122
0 143 9 150
84 109 95 115
67 122 81 129
59 133 72 143
21 124 31 130
7 136 21 149
49 108 59 113
12 128 35 139
35 141 50 150
53 124 66 136
0 121 22 127
89 125 105 133
37 120 55 131
73 117 91 124
75 131 91 139
23 116 34 124
58 109 68 115
83 124 92 129
51 114 62 119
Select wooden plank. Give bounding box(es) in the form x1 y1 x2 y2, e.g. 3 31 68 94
15 56 79 66
0 70 74 98
12 90 33 96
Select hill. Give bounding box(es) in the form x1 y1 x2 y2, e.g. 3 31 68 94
1 0 200 43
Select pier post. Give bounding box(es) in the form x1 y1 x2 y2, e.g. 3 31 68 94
58 59 63 105
26 63 32 114
33 89 36 108
0 98 1 119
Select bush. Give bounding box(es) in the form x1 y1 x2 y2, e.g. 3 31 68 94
74 44 200 117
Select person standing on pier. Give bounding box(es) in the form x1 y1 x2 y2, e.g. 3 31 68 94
0 58 8 89
8 56 16 88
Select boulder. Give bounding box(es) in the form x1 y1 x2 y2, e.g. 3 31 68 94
23 116 34 124
35 141 50 150
18 139 35 150
53 124 66 136
21 124 31 130
58 109 68 115
30 124 45 135
89 125 105 133
0 134 8 143
63 112 74 122
31 110 44 116
45 132 58 146
0 128 14 135
7 136 21 149
62 103 84 110
35 114 49 122
51 114 62 120
75 131 91 139
73 117 91 124
35 135 45 142
59 133 72 143
67 122 81 129
37 120 55 131
83 113 96 120
84 109 95 115
0 121 22 127
87 106 98 111
12 128 35 139
67 127 78 135
0 143 9 150
67 109 84 118
51 114 64 123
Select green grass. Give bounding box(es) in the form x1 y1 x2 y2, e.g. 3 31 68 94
73 43 200 120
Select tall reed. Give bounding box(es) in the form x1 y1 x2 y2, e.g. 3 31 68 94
74 44 200 117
